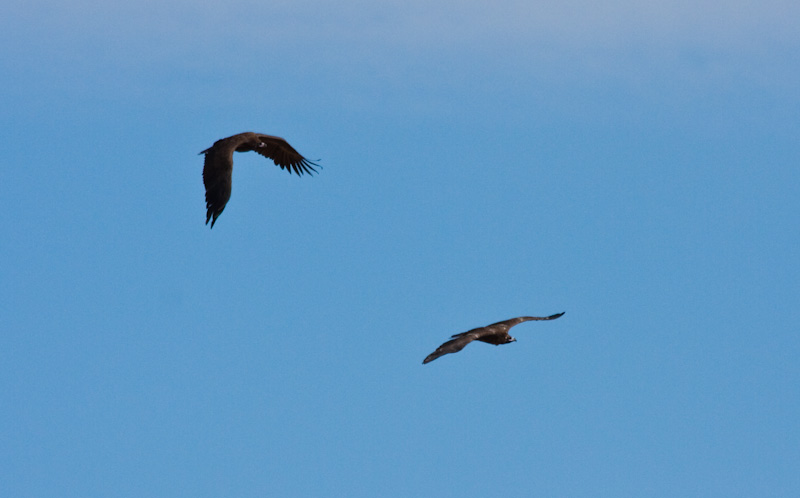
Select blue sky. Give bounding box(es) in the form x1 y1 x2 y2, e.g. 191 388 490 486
2 1 799 496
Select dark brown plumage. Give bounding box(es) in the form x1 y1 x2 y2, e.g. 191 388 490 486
422 312 565 364
201 132 318 228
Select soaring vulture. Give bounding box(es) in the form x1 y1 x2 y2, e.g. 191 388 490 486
200 132 318 228
422 312 565 364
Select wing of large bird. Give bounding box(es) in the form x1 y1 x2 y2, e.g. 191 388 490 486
254 134 318 176
423 332 481 364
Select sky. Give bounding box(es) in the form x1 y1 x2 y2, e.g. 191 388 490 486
2 0 799 496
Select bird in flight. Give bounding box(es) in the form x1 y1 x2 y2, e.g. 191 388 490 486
200 132 318 228
422 312 565 364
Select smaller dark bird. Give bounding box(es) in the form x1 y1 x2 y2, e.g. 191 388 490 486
201 132 318 228
422 312 565 364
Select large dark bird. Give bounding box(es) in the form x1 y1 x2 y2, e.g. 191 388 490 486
201 132 318 228
422 312 565 364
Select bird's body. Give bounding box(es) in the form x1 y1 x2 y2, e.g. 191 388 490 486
201 132 318 228
422 312 565 364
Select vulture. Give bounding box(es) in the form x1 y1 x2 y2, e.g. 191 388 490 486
422 312 565 364
200 132 318 228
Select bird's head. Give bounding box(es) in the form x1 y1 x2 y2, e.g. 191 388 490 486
507 336 517 344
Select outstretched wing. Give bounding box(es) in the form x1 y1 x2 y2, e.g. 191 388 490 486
202 148 234 229
423 333 479 364
491 312 565 329
449 325 488 339
254 135 318 176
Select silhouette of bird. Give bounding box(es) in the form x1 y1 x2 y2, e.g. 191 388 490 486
200 132 318 228
422 312 565 364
